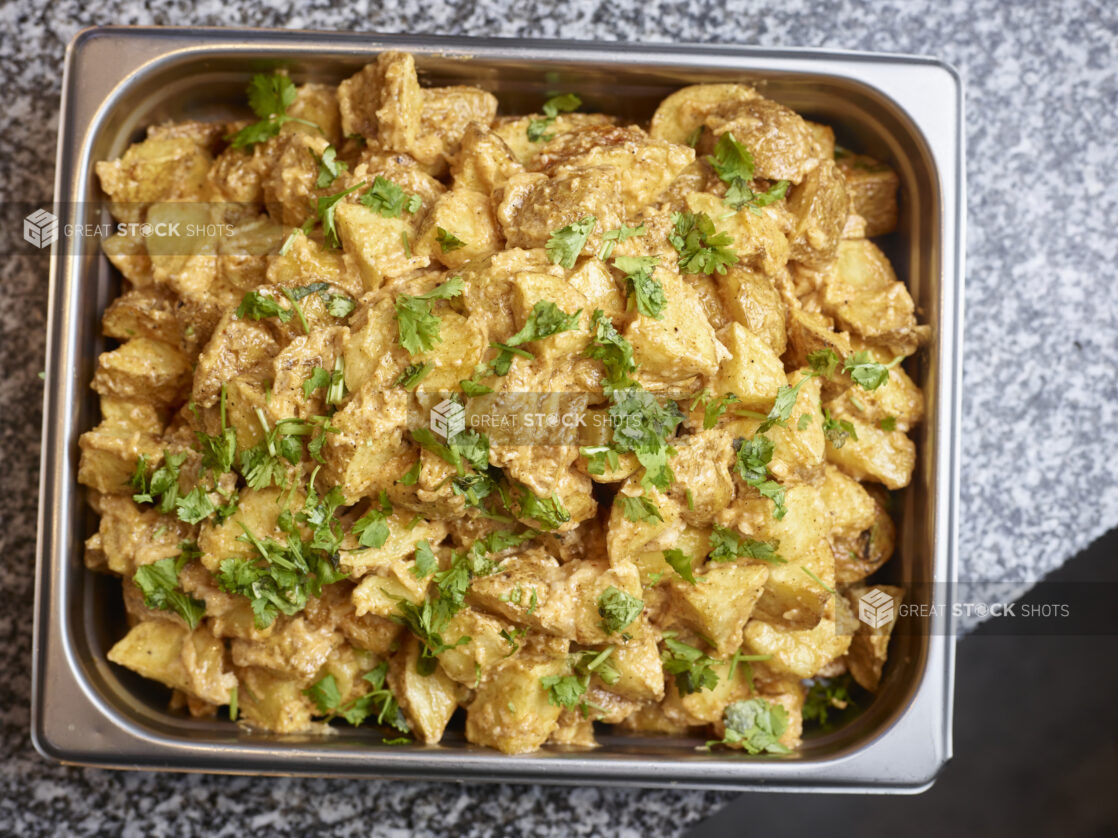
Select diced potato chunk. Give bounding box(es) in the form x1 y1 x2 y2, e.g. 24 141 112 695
389 635 462 743
465 653 566 754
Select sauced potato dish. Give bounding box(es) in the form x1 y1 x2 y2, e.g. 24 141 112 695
82 52 926 755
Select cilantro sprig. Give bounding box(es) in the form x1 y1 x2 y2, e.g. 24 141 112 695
304 663 410 734
527 93 582 142
669 211 737 275
613 255 665 319
395 276 465 354
132 543 206 629
708 524 786 564
227 72 320 150
707 698 790 754
708 132 790 215
546 216 597 269
597 586 644 635
360 176 422 218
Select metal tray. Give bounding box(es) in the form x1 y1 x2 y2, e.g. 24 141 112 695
33 26 964 792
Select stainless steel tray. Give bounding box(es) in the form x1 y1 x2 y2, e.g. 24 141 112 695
34 26 964 792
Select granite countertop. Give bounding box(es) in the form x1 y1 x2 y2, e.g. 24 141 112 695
2 1 1116 834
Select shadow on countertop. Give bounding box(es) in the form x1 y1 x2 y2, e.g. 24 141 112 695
687 527 1118 838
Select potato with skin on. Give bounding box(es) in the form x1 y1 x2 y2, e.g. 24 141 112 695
787 158 848 269
338 513 449 578
684 190 791 277
285 82 343 147
236 665 317 734
836 152 900 237
335 200 430 290
599 622 666 703
529 124 696 215
108 620 237 706
102 231 154 288
470 553 642 645
437 607 518 686
718 483 833 629
455 248 563 343
451 122 525 195
102 286 182 346
496 167 625 256
716 267 787 357
711 322 788 413
649 83 760 146
824 413 917 491
708 666 806 750
625 267 725 389
91 337 191 409
465 651 567 754
389 635 463 743
724 371 826 487
419 86 500 173
493 112 618 167
783 306 854 378
843 585 903 691
665 563 769 656
95 135 213 224
744 605 853 680
820 238 928 357
704 95 824 185
824 345 925 433
661 655 755 727
666 427 736 528
265 231 365 299
338 52 438 167
77 399 166 495
197 486 299 574
191 309 279 410
89 493 194 577
606 483 687 569
415 188 503 269
230 616 344 682
261 132 333 229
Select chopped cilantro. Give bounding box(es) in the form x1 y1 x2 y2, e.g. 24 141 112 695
669 211 737 275
132 543 206 629
598 586 644 634
545 216 597 269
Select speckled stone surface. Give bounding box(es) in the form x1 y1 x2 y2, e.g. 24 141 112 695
1 2 1116 835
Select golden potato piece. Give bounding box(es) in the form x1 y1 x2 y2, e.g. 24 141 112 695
465 653 566 754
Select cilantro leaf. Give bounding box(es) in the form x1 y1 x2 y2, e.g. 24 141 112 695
617 494 663 524
669 211 737 275
435 227 467 253
807 348 840 378
505 300 581 348
803 674 855 730
711 698 791 754
236 291 293 323
546 216 597 269
844 351 902 390
879 415 897 431
360 175 422 218
585 310 637 395
707 131 755 183
395 276 465 354
527 93 582 142
175 485 215 525
518 488 570 530
227 73 319 150
598 586 644 634
580 445 620 476
353 494 393 549
733 435 787 520
661 634 720 694
411 539 438 579
132 545 206 629
708 524 786 564
317 180 365 248
394 362 431 391
302 366 332 400
613 255 665 319
597 223 646 261
822 408 858 449
664 548 700 585
608 389 683 491
539 674 587 709
313 145 348 188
